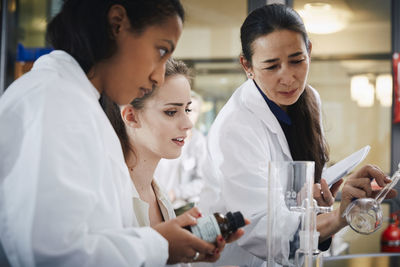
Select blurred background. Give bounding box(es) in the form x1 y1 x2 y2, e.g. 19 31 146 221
1 0 400 257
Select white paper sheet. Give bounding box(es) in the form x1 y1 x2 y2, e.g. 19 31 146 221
322 145 371 186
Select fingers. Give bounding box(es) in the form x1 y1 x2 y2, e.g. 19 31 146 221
320 179 335 205
313 183 324 204
344 177 372 198
174 212 198 227
226 218 250 243
175 230 216 260
181 250 204 263
342 184 370 200
192 243 216 257
215 235 226 252
197 235 229 262
225 228 245 243
188 234 216 255
179 229 216 262
156 218 216 264
313 183 334 206
328 178 344 197
185 207 202 219
350 164 390 187
200 249 221 262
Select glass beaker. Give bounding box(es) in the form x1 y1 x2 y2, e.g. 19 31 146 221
266 161 315 267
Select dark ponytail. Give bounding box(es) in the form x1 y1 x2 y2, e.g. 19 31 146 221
287 87 329 181
240 4 328 181
47 0 184 73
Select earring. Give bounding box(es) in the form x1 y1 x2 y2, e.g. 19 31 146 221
247 73 253 78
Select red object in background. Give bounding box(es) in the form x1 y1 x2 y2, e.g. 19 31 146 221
393 53 400 123
381 211 400 252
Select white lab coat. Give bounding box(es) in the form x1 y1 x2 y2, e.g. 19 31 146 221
198 79 322 267
0 51 168 267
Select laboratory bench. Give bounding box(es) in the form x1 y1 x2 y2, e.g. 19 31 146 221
324 253 400 267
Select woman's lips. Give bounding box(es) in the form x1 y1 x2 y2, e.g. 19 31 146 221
172 137 185 147
279 88 298 97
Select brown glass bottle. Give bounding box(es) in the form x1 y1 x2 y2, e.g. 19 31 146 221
185 211 245 243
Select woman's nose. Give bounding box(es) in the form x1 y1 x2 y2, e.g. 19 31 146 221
150 62 166 87
279 69 295 87
182 114 193 131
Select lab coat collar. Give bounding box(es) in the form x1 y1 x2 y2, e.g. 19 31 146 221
241 79 292 160
33 50 101 100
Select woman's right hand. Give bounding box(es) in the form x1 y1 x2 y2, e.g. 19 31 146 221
153 207 218 264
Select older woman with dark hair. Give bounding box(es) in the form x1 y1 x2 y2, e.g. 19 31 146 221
200 4 395 266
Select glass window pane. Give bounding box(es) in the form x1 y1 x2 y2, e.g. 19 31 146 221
175 0 248 134
293 0 391 174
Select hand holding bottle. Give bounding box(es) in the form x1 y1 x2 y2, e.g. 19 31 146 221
154 207 249 263
153 207 216 264
183 208 250 261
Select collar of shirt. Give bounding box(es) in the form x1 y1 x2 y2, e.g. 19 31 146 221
253 80 292 125
132 179 176 227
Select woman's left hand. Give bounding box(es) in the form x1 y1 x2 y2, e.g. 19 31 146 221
313 178 344 206
200 218 250 261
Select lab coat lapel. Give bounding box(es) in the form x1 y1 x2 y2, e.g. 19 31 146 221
241 79 292 160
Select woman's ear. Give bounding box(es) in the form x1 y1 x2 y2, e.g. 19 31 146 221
239 55 254 79
120 105 141 128
108 4 129 38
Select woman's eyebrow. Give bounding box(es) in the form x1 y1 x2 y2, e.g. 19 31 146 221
165 103 183 106
288 51 303 57
261 51 304 63
165 101 192 106
261 57 279 63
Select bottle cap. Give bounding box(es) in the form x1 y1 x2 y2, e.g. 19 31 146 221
226 211 245 232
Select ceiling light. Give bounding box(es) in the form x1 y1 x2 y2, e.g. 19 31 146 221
376 74 392 107
351 75 374 107
298 2 350 35
356 82 374 107
351 75 369 101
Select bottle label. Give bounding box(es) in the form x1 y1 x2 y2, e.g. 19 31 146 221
191 215 222 243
